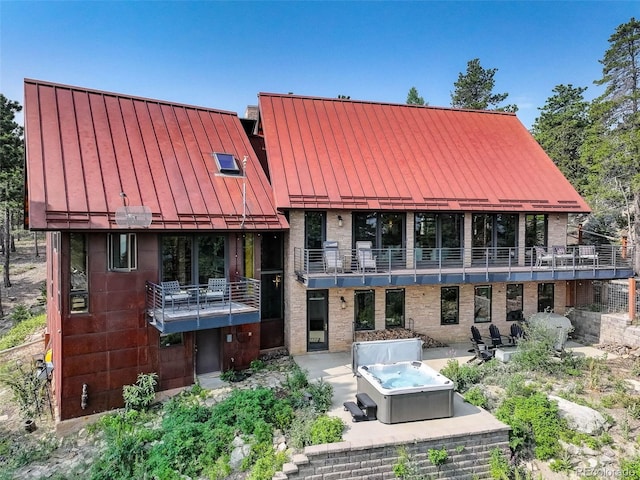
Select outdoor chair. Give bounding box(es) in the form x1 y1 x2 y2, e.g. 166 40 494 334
323 241 343 273
577 245 599 266
467 340 494 364
470 325 487 347
204 278 226 306
489 324 513 348
161 280 190 311
356 241 377 273
552 245 574 266
534 246 553 267
509 323 526 343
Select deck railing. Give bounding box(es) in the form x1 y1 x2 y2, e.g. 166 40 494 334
294 244 634 279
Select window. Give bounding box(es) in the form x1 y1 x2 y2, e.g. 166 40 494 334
355 290 375 331
441 286 459 325
160 332 183 348
161 234 225 285
415 213 463 264
385 289 405 328
108 233 137 271
506 284 524 321
213 152 241 175
471 213 518 262
538 283 555 312
474 286 492 323
525 214 548 247
70 233 88 313
305 211 326 250
353 212 405 269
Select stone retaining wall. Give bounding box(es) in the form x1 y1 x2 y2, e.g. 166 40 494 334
569 310 602 345
599 313 640 348
274 429 510 480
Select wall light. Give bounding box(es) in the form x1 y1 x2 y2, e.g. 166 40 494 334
340 296 347 309
337 215 343 227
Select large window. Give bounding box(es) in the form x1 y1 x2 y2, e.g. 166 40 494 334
305 211 325 250
525 214 548 247
385 289 405 328
441 286 459 325
472 213 518 262
161 235 225 284
355 290 375 331
474 286 492 323
538 283 555 312
108 233 137 271
415 213 463 264
353 212 405 268
70 233 88 313
506 284 524 321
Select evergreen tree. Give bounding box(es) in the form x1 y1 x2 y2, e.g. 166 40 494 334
531 84 590 191
406 87 426 105
450 58 518 112
581 18 640 254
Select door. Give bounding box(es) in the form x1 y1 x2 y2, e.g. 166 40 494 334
307 290 328 351
196 329 221 374
260 233 284 350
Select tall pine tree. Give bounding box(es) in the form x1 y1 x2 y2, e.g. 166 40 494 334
450 58 518 112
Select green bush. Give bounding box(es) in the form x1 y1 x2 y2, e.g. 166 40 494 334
427 446 448 467
0 313 46 350
511 322 560 374
306 378 333 413
620 455 640 480
495 391 566 460
464 386 488 408
123 372 158 411
287 407 316 449
309 415 344 445
440 359 483 392
489 447 511 479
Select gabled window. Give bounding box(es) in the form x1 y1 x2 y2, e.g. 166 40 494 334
108 233 137 271
213 152 241 175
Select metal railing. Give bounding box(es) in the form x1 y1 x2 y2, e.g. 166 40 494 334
146 277 261 320
293 244 635 278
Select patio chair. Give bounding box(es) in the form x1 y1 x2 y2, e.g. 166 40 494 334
489 324 514 348
552 245 574 266
534 246 553 267
578 245 599 266
204 278 226 305
356 241 377 273
509 323 526 343
467 340 494 364
323 241 343 273
470 325 488 347
161 280 190 311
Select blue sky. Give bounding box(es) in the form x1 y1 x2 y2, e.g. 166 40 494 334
1 1 637 129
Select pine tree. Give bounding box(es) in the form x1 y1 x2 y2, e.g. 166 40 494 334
406 87 426 105
450 58 518 112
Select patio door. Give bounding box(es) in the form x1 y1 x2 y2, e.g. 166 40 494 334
260 233 284 349
307 290 328 351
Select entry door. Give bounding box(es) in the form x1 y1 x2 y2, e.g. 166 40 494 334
307 290 328 351
195 329 221 374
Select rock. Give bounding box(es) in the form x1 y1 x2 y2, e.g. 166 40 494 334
549 395 607 435
229 437 251 470
626 379 640 391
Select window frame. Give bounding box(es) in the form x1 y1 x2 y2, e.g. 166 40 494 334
506 283 524 321
69 232 89 314
474 285 492 323
107 233 138 272
213 152 241 175
440 286 459 325
385 288 405 328
354 289 375 331
538 283 555 312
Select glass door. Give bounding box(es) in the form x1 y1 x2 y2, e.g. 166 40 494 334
307 290 328 351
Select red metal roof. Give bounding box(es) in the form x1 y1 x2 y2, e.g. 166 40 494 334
258 93 591 213
24 80 287 231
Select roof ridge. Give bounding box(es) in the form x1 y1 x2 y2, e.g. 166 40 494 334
257 92 517 117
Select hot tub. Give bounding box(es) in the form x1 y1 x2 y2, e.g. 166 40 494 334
352 338 454 424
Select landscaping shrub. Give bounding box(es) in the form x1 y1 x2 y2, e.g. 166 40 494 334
122 372 157 411
511 322 560 374
306 378 333 413
0 313 46 350
309 415 344 445
464 385 488 408
440 358 483 392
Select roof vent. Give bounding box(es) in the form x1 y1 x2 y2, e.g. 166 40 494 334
115 206 152 228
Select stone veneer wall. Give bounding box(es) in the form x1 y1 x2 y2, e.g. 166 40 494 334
274 429 511 480
599 313 640 348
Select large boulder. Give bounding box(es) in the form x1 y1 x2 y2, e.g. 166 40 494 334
549 395 607 435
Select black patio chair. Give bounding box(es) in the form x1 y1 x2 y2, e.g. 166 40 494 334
470 325 488 347
467 340 494 364
489 324 513 348
509 323 526 343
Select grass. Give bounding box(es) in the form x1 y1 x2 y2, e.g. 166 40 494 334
0 313 46 350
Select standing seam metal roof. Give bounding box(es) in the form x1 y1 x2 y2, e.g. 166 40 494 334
258 93 591 213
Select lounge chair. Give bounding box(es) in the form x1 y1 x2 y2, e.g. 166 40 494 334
356 241 377 273
534 246 553 267
578 245 599 266
470 325 488 347
509 323 525 343
204 278 226 305
161 280 190 311
467 340 494 364
323 241 343 273
489 324 513 348
552 245 574 266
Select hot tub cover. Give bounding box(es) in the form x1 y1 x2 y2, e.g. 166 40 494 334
351 338 423 374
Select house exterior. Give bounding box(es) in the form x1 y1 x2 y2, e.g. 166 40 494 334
24 80 288 420
24 81 634 421
256 93 635 355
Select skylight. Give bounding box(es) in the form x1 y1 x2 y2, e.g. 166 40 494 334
213 152 241 175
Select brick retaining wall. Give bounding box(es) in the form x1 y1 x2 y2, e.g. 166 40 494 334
275 429 510 480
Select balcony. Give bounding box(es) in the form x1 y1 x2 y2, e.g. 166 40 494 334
145 277 261 334
294 245 635 288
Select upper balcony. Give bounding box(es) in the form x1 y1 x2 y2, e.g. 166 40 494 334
294 245 635 288
145 277 261 334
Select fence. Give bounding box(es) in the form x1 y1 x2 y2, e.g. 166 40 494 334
575 278 640 323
